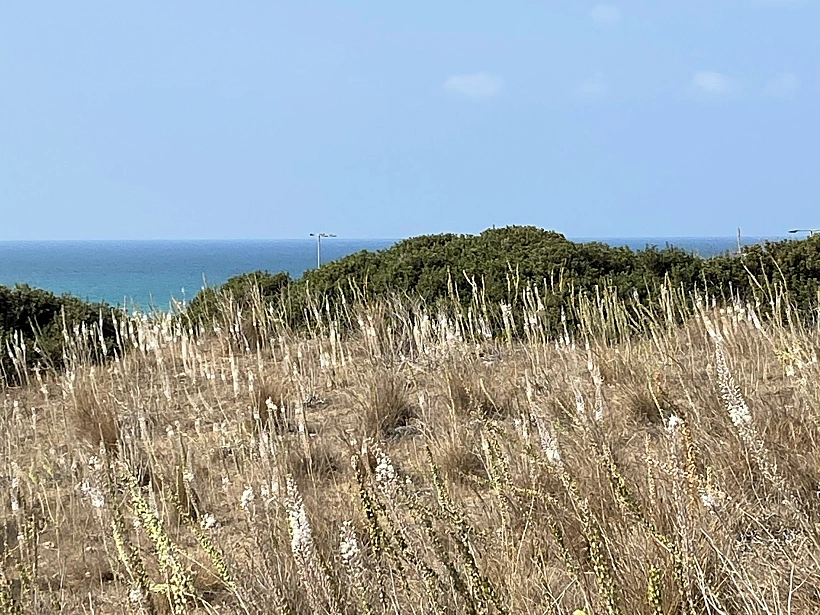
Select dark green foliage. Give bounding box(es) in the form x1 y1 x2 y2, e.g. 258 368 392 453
4 227 820 384
0 284 119 384
295 227 686 307
184 270 293 325
186 226 820 336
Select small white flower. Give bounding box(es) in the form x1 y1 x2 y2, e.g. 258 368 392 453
240 486 255 511
90 488 105 509
129 587 146 605
667 415 684 431
88 455 103 472
533 417 562 467
542 432 562 465
10 476 20 514
575 392 586 417
700 491 719 513
200 513 219 530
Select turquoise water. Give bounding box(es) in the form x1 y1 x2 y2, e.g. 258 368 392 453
0 236 788 309
0 239 396 309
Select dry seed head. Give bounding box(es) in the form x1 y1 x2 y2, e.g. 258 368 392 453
78 480 106 509
533 415 563 468
647 565 663 615
645 435 657 505
10 476 20 514
575 391 586 418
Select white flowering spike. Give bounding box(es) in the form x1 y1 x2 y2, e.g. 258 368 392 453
374 447 397 487
715 344 752 427
286 475 313 560
240 486 255 511
339 520 360 567
10 476 20 513
575 392 586 417
533 416 563 468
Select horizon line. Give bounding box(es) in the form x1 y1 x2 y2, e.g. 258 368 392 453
0 234 797 242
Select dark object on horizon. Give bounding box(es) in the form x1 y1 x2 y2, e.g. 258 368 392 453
310 232 337 268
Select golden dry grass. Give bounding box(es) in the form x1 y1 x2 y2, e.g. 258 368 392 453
2 286 820 614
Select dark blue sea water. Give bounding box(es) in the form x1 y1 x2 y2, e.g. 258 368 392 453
0 236 789 309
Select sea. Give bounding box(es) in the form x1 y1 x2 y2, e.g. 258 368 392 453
0 236 790 310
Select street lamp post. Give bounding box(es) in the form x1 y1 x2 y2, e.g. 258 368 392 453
788 229 820 237
310 233 337 267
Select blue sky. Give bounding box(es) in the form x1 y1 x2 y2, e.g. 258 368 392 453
1 2 818 240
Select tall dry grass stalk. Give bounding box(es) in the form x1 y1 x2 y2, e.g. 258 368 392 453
1 278 820 613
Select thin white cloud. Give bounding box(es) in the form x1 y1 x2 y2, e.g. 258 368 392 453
691 71 734 97
443 73 503 98
578 74 607 97
590 4 622 26
765 72 799 98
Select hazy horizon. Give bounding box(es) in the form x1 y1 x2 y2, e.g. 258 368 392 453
1 235 772 308
0 232 798 243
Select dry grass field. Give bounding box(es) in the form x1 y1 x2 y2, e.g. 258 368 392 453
2 283 820 614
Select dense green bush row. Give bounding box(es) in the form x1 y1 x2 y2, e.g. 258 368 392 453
0 284 118 383
4 226 818 383
187 226 820 331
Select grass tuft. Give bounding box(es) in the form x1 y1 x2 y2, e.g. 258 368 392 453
2 279 820 613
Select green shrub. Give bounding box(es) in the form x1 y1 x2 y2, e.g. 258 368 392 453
186 227 820 336
0 284 119 384
184 270 292 326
